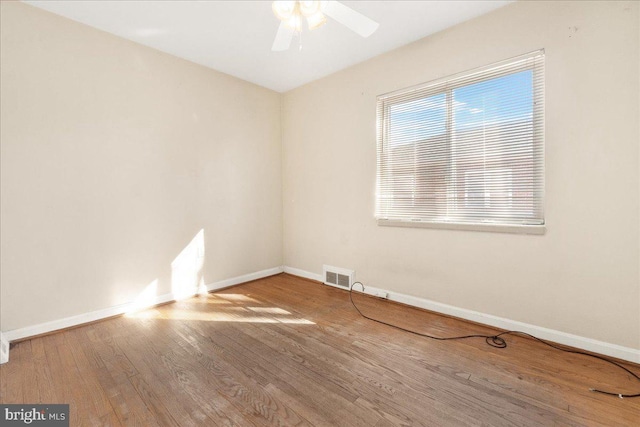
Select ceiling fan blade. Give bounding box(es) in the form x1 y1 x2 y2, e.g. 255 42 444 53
272 21 294 51
322 1 379 38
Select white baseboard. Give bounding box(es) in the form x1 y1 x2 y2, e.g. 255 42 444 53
0 332 9 365
4 264 638 364
283 266 323 282
2 266 284 344
207 266 284 292
285 266 640 364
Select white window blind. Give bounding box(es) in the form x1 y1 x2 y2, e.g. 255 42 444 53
375 51 545 232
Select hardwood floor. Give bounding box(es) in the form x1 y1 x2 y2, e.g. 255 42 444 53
1 273 639 426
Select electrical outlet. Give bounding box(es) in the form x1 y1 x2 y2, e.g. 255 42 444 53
374 291 389 299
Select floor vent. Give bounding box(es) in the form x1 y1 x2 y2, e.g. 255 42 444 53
323 265 355 290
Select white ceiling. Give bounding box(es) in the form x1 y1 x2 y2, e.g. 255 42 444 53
23 1 512 93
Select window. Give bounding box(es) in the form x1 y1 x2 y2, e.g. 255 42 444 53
375 51 545 234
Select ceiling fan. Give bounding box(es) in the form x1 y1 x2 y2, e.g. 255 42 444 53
271 1 379 51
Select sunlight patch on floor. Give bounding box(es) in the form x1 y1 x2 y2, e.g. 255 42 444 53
247 306 291 315
215 293 260 303
125 307 315 324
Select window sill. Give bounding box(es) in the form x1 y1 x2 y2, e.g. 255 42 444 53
377 219 546 235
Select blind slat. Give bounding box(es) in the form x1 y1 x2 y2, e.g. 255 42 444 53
375 51 545 227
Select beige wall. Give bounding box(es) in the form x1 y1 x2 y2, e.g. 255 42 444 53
2 0 639 351
283 1 640 349
0 2 283 331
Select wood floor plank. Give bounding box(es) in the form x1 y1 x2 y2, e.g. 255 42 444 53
30 338 59 404
66 327 159 426
1 273 638 426
162 321 315 426
184 321 369 426
0 341 28 403
150 299 357 426
169 306 383 426
242 284 568 421
108 321 224 426
267 277 640 423
51 334 101 425
128 374 181 427
63 330 117 420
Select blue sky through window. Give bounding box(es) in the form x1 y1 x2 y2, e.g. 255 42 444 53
388 93 446 143
454 70 533 131
387 70 533 144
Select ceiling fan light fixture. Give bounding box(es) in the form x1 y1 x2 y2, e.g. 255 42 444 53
283 14 303 32
272 1 297 21
273 1 325 32
271 0 379 52
299 1 321 17
306 11 327 30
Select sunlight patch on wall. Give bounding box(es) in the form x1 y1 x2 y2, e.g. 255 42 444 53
171 229 205 301
125 279 159 314
198 282 209 296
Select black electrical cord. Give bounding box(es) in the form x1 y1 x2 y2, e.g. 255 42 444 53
349 281 640 399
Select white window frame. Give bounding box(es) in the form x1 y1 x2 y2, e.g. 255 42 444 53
375 51 545 235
